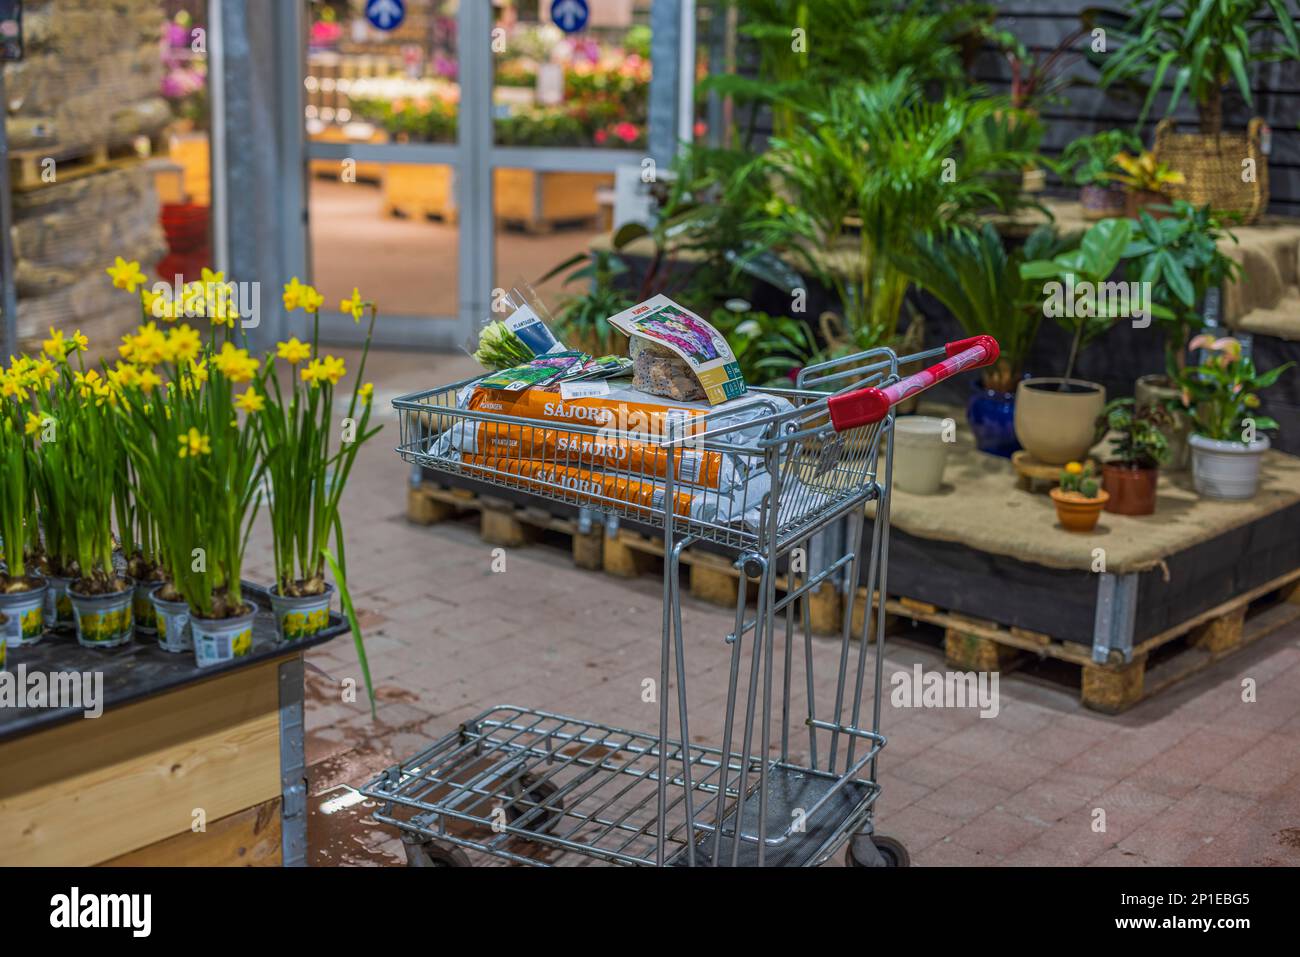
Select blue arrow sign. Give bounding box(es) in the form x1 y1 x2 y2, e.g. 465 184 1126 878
365 0 405 31
550 0 589 34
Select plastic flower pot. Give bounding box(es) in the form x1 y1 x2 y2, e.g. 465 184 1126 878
1014 378 1106 466
965 383 1019 458
149 587 193 654
70 578 135 649
191 605 256 669
269 582 334 642
1190 433 1270 500
1102 463 1159 515
132 582 161 636
891 417 950 495
0 577 47 648
1050 488 1110 532
42 574 76 631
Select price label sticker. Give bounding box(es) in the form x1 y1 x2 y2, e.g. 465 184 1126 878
560 380 611 401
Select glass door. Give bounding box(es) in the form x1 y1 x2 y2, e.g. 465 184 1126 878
294 0 691 349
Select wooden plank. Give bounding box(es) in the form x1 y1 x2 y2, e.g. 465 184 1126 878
0 659 284 866
101 799 282 867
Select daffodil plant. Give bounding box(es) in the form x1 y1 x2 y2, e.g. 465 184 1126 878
0 393 36 589
263 282 381 598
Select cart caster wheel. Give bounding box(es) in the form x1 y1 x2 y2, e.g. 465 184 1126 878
506 773 564 834
402 835 471 868
845 833 910 868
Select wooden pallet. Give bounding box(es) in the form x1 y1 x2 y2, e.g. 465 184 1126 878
407 481 844 633
10 132 167 192
855 568 1300 714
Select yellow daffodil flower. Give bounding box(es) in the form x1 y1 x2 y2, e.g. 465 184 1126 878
138 368 162 395
359 382 374 404
235 387 266 413
276 337 312 365
24 411 43 437
165 324 202 365
71 330 89 353
341 288 366 322
282 277 307 311
214 341 260 383
43 327 68 359
106 256 147 293
319 354 346 385
177 427 212 458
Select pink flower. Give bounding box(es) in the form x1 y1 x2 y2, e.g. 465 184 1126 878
594 129 609 145
614 122 640 143
1188 334 1215 352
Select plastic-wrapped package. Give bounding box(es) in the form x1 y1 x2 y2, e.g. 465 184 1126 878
630 337 706 402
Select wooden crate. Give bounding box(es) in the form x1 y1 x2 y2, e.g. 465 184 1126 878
382 162 457 223
494 169 614 233
0 658 285 865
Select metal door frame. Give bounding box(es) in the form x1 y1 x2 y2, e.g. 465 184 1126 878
280 0 691 350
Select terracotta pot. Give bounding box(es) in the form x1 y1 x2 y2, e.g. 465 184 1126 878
1050 488 1110 532
1102 463 1158 515
1125 189 1171 219
1079 184 1126 220
1135 374 1191 470
1014 378 1106 466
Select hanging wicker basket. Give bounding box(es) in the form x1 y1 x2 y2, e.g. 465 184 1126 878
1153 118 1269 224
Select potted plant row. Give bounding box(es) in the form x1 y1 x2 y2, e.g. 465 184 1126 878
0 263 378 710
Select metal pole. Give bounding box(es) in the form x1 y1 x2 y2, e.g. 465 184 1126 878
0 65 19 359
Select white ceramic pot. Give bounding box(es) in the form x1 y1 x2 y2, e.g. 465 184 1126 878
1189 433 1269 500
891 416 951 494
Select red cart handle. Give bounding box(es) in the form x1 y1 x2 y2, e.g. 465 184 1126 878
827 336 1000 432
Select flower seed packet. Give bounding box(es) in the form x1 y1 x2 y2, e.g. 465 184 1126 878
606 295 747 405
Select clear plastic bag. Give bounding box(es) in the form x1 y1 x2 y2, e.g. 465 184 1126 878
465 282 566 371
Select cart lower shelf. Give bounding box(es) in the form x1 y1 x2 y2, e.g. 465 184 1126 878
362 705 881 867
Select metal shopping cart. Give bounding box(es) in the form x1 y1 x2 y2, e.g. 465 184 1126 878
362 335 1000 867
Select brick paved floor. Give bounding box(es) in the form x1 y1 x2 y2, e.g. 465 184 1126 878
263 346 1300 868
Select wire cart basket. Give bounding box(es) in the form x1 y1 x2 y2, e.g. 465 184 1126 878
363 335 1000 867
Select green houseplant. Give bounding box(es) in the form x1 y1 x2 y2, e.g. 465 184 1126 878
1096 398 1170 515
1123 200 1241 468
1052 129 1142 219
1175 335 1293 499
892 222 1068 455
0 377 47 649
1016 217 1134 464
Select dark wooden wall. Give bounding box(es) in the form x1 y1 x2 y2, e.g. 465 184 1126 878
977 1 1300 216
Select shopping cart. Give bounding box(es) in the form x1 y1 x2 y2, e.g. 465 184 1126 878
363 334 1000 867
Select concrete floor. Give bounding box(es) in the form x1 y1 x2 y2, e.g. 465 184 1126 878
265 345 1300 868
308 178 600 319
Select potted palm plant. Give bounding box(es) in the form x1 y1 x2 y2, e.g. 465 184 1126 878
1096 398 1170 515
1016 217 1133 464
1176 336 1293 499
0 387 47 648
750 74 1036 355
1052 129 1142 219
1093 0 1298 223
893 223 1068 456
260 282 382 647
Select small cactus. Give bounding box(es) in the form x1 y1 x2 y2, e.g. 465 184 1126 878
1059 460 1100 499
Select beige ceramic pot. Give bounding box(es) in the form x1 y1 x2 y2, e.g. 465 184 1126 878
1014 378 1106 466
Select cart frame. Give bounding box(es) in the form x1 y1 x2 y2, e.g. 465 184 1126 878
363 335 999 867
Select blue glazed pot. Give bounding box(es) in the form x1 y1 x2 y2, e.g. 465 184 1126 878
966 383 1020 458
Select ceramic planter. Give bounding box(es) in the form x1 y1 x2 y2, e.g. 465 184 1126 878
891 417 950 494
269 583 334 642
0 578 48 648
150 588 193 654
70 578 135 649
1190 433 1270 500
1102 463 1159 515
965 383 1019 457
1135 374 1191 471
1014 378 1106 466
191 605 256 668
1050 488 1110 532
1079 184 1126 220
42 574 75 631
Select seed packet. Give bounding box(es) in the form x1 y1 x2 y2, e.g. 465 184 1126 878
477 351 588 392
568 355 634 381
606 295 747 405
